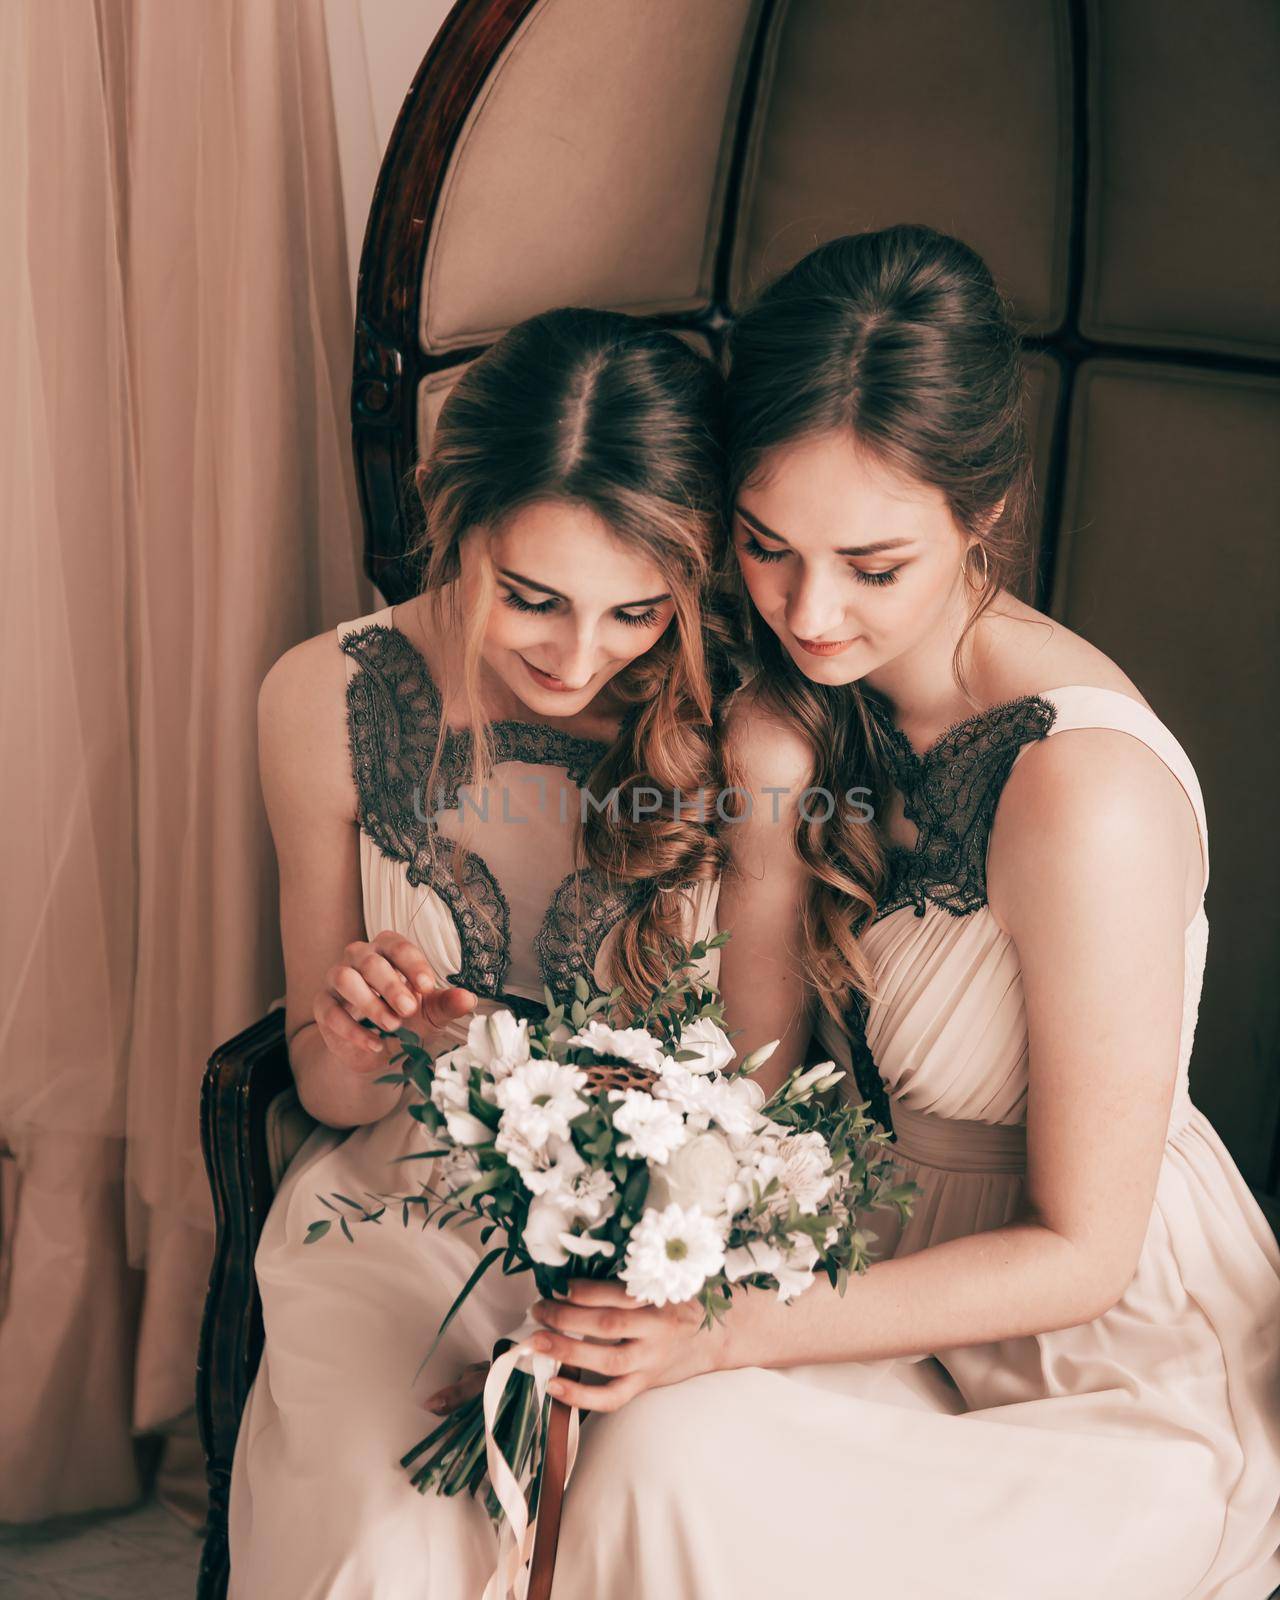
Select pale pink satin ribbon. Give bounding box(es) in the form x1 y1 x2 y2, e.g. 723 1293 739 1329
480 1312 582 1600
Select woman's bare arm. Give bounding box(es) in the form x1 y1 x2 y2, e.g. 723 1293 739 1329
714 694 819 1097
258 633 473 1129
713 728 1201 1368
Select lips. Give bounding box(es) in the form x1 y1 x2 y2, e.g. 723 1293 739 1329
520 655 583 692
794 635 858 658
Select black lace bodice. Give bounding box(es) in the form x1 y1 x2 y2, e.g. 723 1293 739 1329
339 620 636 1002
868 693 1059 924
845 693 1059 1132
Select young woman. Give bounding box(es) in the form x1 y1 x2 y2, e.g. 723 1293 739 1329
225 308 802 1597
528 228 1280 1599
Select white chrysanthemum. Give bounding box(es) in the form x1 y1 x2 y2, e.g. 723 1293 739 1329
674 1016 736 1075
651 1062 715 1127
620 1204 726 1306
727 1127 835 1217
775 1130 836 1214
567 1021 664 1071
609 1088 689 1163
494 1059 588 1147
568 1166 618 1226
653 1063 765 1139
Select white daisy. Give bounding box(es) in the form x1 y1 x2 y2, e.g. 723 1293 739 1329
620 1204 726 1307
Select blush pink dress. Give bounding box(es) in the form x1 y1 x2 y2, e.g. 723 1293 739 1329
226 605 720 1597
551 687 1280 1600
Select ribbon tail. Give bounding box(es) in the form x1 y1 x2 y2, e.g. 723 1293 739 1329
479 1320 558 1600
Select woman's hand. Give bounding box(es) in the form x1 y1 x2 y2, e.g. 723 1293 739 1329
527 1281 728 1413
424 1361 490 1416
310 930 476 1078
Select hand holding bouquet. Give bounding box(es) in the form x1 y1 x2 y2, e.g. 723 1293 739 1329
307 933 915 1576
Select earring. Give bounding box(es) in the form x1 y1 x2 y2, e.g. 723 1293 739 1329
968 544 991 589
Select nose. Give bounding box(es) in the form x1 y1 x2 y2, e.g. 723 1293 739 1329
543 622 598 687
784 565 848 642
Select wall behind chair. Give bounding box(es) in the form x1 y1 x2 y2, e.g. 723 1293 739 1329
323 0 456 302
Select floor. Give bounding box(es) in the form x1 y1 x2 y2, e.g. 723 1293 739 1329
0 1500 203 1600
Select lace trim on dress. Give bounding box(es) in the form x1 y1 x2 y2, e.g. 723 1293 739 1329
340 621 624 1000
407 835 510 995
534 869 649 1001
869 693 1058 924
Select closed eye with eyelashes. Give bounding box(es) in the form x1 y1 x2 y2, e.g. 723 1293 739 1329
738 530 903 587
500 588 666 627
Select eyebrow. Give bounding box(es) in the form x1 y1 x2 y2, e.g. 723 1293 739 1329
496 567 671 608
735 505 915 558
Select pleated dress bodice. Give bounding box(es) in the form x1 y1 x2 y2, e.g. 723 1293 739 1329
854 687 1207 1183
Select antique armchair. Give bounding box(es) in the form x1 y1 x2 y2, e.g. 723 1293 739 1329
196 1 1280 1594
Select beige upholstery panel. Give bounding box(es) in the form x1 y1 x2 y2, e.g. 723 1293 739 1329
417 364 474 459
1052 362 1280 1182
421 0 758 355
730 0 1072 331
1081 0 1280 356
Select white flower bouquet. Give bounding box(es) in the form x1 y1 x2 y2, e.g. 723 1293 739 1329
306 932 915 1529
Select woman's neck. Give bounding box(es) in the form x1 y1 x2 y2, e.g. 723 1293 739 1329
862 590 994 748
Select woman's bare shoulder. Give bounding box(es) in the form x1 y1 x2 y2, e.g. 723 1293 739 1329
723 682 814 792
981 596 1150 710
258 627 358 824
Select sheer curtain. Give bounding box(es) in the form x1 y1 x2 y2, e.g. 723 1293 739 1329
0 0 372 1521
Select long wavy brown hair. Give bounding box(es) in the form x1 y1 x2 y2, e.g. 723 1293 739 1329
404 308 737 1010
724 224 1035 1020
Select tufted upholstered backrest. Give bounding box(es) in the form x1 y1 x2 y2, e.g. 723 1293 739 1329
350 0 1279 1191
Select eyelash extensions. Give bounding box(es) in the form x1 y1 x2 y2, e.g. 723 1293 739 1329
740 532 902 586
501 590 664 627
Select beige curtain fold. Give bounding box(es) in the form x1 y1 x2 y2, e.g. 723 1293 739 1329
0 0 372 1522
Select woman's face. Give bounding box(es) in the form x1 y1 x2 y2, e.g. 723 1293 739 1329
732 429 974 691
467 497 677 717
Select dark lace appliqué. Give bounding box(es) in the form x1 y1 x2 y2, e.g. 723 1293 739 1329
534 869 649 1002
407 834 510 993
870 694 1058 924
340 621 626 999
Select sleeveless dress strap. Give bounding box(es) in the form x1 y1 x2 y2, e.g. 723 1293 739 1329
1011 685 1210 898
336 604 395 657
